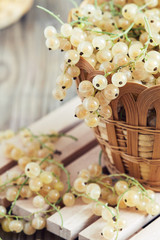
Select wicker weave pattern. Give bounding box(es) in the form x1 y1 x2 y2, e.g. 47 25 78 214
76 58 160 191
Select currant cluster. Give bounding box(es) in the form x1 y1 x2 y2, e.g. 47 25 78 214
0 128 76 235
42 0 160 127
72 163 160 240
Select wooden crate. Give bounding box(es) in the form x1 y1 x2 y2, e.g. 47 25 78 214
0 97 160 240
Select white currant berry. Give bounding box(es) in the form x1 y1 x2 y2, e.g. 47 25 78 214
83 96 99 112
60 23 72 37
122 4 138 21
92 36 106 50
64 50 80 65
45 37 60 50
52 87 66 101
112 72 127 87
77 41 93 58
85 113 100 127
103 84 119 100
25 162 41 178
44 26 57 38
92 75 108 90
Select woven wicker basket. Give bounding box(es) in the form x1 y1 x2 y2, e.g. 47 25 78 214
69 0 160 191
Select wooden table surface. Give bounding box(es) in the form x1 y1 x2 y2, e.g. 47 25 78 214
0 0 81 132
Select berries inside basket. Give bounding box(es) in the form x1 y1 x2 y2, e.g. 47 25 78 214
41 0 160 190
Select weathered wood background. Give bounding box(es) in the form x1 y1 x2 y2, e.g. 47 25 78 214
0 0 81 131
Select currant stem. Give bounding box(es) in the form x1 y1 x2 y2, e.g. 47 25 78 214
99 150 102 166
72 190 115 217
8 177 29 215
95 0 98 9
104 60 134 77
52 160 71 192
45 198 64 228
0 174 26 189
111 22 135 41
70 20 94 26
37 6 64 25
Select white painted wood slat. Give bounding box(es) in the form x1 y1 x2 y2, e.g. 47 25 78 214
130 217 160 240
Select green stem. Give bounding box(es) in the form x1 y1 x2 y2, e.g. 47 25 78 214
52 133 78 141
72 190 115 217
0 174 26 190
33 131 78 142
104 60 134 77
0 209 55 220
108 173 151 199
86 29 118 36
100 2 108 9
138 2 152 11
144 16 152 38
111 22 134 41
37 6 64 25
109 0 121 16
99 150 102 166
8 177 29 215
39 154 51 166
52 160 71 192
95 0 98 8
70 20 93 26
45 198 63 228
93 179 115 192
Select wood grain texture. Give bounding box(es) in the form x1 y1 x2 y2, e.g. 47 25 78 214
0 0 81 131
130 217 160 240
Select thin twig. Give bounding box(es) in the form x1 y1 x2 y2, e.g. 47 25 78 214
37 6 64 25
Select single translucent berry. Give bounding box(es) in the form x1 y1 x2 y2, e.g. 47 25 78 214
75 104 89 119
31 217 46 230
25 162 41 178
77 41 93 58
64 50 80 65
9 220 23 233
60 23 72 37
103 84 119 100
23 222 36 235
85 113 100 128
33 195 45 208
44 26 57 38
85 183 101 200
45 37 60 50
63 193 76 207
83 96 99 112
92 75 108 90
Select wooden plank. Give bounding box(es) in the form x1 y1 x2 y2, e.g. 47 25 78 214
29 97 81 134
79 196 160 240
0 97 81 175
47 146 103 240
55 122 97 166
130 217 160 240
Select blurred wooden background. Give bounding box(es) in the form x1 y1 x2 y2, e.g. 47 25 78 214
0 1 81 239
0 0 81 131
